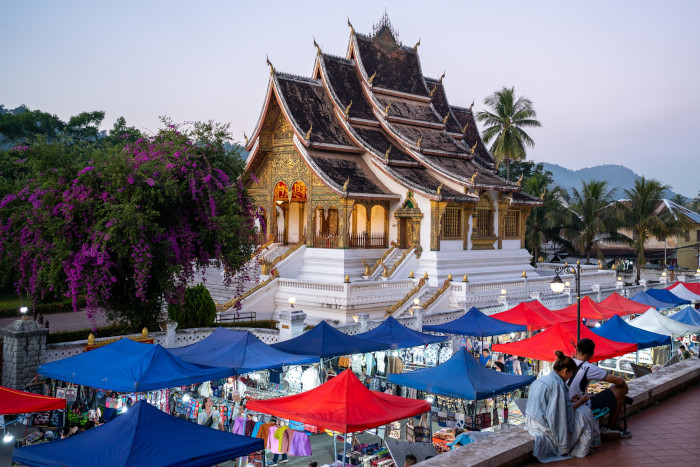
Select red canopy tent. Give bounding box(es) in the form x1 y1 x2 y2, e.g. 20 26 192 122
0 385 66 415
553 296 621 320
491 321 637 363
491 301 575 330
246 370 429 433
599 292 653 316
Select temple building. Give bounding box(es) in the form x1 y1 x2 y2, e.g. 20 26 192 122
243 15 541 286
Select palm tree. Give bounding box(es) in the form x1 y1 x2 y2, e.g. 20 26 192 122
476 87 541 181
669 193 688 207
549 180 621 264
521 173 570 265
617 177 690 282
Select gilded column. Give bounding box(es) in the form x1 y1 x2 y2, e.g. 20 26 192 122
430 200 447 251
497 194 510 250
520 207 532 249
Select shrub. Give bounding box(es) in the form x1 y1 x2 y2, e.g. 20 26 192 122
168 284 217 329
0 297 87 318
46 323 134 344
218 320 278 330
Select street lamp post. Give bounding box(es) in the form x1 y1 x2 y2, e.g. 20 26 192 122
550 260 582 343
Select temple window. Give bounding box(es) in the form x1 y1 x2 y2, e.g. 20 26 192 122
504 211 519 238
442 206 462 239
474 193 495 238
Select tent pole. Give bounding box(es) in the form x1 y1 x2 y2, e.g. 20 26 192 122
342 432 349 466
238 408 248 467
333 430 337 461
428 410 433 439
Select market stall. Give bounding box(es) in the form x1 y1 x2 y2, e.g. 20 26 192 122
668 307 700 326
552 296 621 320
12 400 264 467
645 288 691 307
598 293 653 316
665 283 700 303
354 316 447 349
37 338 231 392
668 281 700 295
628 309 700 336
491 321 637 363
491 302 575 330
169 327 318 374
592 315 671 350
423 307 527 337
0 385 66 415
629 291 678 310
247 370 430 466
271 321 391 358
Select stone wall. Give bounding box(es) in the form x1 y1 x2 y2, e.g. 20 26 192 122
1 318 49 389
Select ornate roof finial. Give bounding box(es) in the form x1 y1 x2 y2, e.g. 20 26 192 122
344 100 353 116
313 37 321 55
305 124 313 141
429 86 437 98
540 189 546 200
413 38 421 52
442 114 450 125
266 55 275 75
439 71 446 83
347 17 354 35
342 177 350 192
384 102 391 115
384 144 392 160
469 100 474 111
516 174 523 186
244 132 248 145
461 122 469 134
469 171 478 184
470 141 477 154
416 137 423 150
368 70 377 84
436 182 443 196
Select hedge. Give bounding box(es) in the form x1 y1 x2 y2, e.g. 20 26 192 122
0 297 87 319
46 324 134 345
217 320 278 330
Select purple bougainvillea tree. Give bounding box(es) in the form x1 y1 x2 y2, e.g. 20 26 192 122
0 121 258 329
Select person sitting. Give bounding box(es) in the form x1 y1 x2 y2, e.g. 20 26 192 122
679 345 691 360
404 454 418 466
525 350 593 461
569 338 631 438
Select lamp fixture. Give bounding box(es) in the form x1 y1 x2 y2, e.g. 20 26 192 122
595 322 601 327
661 271 667 277
550 274 566 294
19 306 28 314
617 276 622 281
182 393 191 403
3 431 13 444
120 405 128 413
565 281 570 288
500 289 507 296
352 314 359 323
288 296 296 308
413 298 420 306
426 396 434 404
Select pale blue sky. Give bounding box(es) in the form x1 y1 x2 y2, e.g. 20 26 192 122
1 1 698 196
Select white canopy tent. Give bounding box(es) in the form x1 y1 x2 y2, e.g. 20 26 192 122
667 284 700 303
629 309 700 337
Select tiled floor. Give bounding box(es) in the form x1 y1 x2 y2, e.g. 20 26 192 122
555 384 700 466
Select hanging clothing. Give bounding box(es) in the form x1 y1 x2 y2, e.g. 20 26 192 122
375 351 386 374
269 426 289 454
351 355 365 376
252 421 263 438
231 417 245 435
288 430 312 456
301 367 321 392
365 353 375 376
256 422 275 447
387 356 404 374
245 419 256 437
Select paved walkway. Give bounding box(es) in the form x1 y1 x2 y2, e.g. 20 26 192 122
0 309 109 333
555 384 700 466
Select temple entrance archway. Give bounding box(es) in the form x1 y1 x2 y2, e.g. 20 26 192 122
394 191 423 250
313 206 339 248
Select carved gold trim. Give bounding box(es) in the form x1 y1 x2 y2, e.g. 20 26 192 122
384 277 426 316
384 246 416 278
218 269 280 312
261 236 306 275
367 243 397 276
421 278 452 309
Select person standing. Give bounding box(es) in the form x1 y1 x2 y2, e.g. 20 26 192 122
479 349 492 367
198 396 224 431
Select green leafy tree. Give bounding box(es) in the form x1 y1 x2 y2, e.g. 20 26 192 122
669 193 688 208
168 283 217 328
521 173 569 264
549 180 621 264
476 87 541 181
616 177 690 281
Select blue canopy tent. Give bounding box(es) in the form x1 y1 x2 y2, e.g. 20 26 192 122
388 348 535 400
629 291 676 310
668 307 700 327
170 328 317 374
38 339 231 392
592 315 670 350
271 321 390 358
423 307 527 337
354 317 447 350
13 401 263 467
645 288 691 307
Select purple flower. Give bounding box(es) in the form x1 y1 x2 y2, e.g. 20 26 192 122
77 166 94 176
127 175 135 185
147 178 155 187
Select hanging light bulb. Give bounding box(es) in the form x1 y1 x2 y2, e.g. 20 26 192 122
182 393 191 403
3 431 13 443
426 396 434 404
120 405 129 413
